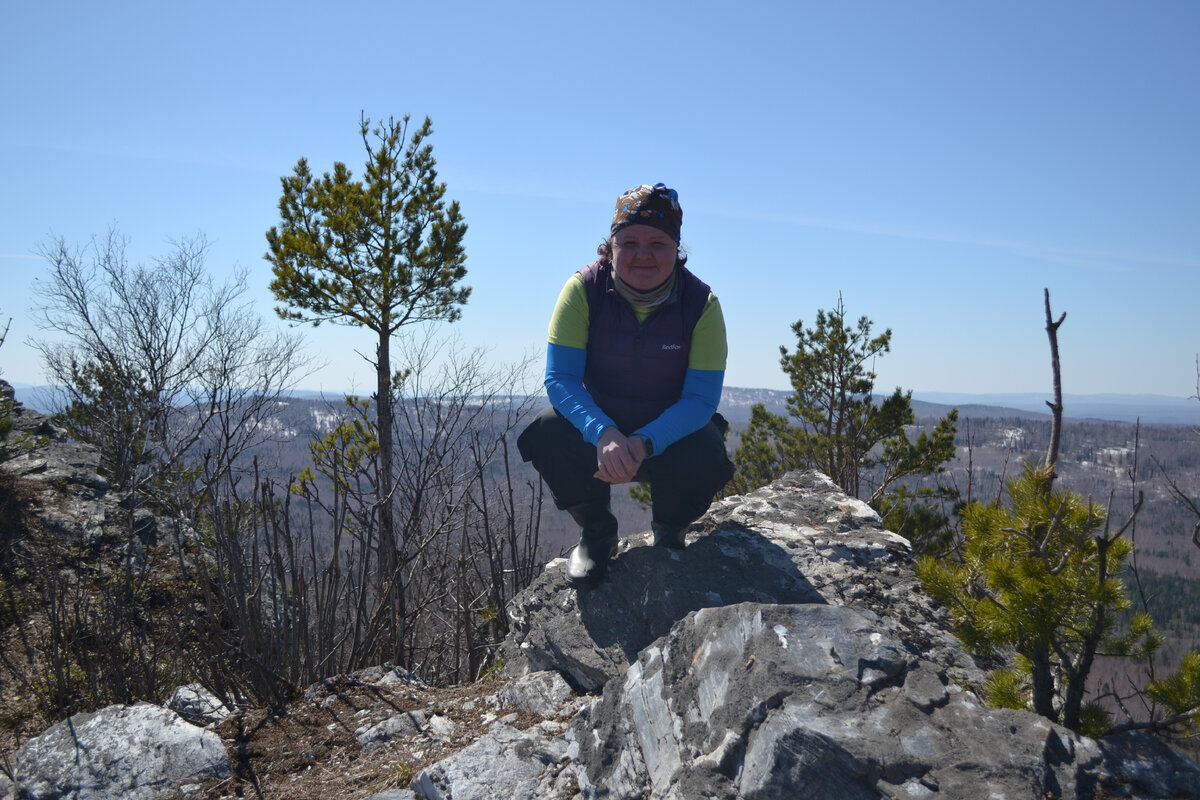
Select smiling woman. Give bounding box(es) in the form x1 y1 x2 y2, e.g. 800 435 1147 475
516 183 734 588
611 225 678 291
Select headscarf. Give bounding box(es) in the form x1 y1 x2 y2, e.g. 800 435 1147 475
610 183 682 243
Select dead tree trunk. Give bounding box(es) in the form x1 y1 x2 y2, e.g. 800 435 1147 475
1043 288 1067 476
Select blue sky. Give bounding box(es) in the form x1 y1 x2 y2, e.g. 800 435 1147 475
2 1 1198 398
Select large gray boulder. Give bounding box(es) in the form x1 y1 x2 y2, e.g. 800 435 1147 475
409 721 573 800
503 470 1200 799
567 602 1200 799
9 702 231 800
504 471 975 692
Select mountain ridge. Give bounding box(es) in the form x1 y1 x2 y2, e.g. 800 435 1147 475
717 386 1198 425
11 384 1196 425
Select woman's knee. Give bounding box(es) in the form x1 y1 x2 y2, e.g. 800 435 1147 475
654 423 733 490
518 406 577 462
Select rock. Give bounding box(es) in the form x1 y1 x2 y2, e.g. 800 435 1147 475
427 713 456 741
501 470 1200 799
0 380 164 552
304 663 426 707
355 663 423 687
357 710 429 752
499 670 575 717
166 684 231 727
503 471 976 693
409 722 571 800
10 703 232 800
567 602 1132 799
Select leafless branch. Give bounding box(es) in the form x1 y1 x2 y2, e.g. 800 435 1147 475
1107 707 1200 736
1043 288 1067 474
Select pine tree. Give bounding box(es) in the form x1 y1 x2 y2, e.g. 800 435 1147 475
728 296 958 553
57 358 153 487
266 114 468 664
918 290 1200 737
918 462 1151 732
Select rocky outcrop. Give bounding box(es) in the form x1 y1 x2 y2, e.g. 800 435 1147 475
503 471 974 694
567 602 1200 799
502 471 1200 799
0 380 158 549
3 414 1198 800
7 703 231 800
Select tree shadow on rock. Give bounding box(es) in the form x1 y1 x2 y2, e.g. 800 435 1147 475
574 522 825 671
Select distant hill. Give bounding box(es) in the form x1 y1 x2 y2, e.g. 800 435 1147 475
11 384 1196 426
715 387 1045 425
914 391 1198 425
717 387 1197 426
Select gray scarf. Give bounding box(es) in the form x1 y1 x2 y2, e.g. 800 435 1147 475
613 267 678 310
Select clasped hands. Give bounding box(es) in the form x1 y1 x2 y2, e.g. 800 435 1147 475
594 427 648 484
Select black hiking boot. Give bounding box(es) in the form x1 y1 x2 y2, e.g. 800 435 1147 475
565 503 619 588
651 522 687 549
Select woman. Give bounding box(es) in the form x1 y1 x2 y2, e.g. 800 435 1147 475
517 183 734 588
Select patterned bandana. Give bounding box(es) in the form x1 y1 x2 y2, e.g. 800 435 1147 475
610 183 683 243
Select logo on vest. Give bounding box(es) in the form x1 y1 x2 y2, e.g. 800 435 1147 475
661 344 682 350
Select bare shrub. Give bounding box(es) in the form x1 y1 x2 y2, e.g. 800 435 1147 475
177 332 545 706
31 229 311 514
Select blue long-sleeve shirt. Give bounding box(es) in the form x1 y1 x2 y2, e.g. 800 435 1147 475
543 271 728 455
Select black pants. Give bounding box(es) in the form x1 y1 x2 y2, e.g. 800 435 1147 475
516 405 735 531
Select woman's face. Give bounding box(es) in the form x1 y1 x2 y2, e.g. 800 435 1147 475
611 224 677 291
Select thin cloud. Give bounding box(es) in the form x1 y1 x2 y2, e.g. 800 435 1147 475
455 181 607 205
3 137 276 173
707 207 1200 272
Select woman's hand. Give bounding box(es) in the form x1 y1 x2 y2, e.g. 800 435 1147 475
595 428 647 484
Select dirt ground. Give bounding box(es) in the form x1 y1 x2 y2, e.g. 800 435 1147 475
155 675 570 800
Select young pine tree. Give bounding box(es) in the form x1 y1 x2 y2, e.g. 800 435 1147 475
266 114 468 665
728 296 958 554
919 290 1200 737
918 462 1155 734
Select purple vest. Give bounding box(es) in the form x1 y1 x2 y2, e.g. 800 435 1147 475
578 261 711 432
